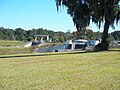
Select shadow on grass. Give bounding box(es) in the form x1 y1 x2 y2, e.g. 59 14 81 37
108 49 120 52
0 51 90 59
0 49 119 59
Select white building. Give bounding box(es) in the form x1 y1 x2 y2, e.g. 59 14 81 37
75 39 88 49
88 40 100 46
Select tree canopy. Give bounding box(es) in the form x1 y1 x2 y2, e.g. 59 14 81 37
56 0 120 29
0 27 119 42
56 0 120 50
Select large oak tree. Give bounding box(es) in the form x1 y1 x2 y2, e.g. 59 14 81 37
56 0 120 50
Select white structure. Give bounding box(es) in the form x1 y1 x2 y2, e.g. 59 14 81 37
111 41 120 46
88 40 100 46
34 35 49 42
65 40 72 44
65 40 75 49
75 39 88 49
24 42 32 47
75 39 88 45
65 39 89 49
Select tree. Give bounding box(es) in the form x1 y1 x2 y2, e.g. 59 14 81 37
0 27 15 40
56 0 120 50
112 31 120 40
65 30 73 40
15 28 27 41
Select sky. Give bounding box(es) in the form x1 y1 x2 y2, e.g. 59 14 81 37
0 0 119 33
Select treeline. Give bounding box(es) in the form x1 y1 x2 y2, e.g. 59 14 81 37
0 27 120 42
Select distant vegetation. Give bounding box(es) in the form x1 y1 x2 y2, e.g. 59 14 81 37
0 27 120 43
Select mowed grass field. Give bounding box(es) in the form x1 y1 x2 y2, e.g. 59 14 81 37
0 40 25 47
0 49 120 90
0 40 32 55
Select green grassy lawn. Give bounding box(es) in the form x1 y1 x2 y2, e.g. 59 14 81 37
0 47 32 55
0 49 120 90
0 40 25 47
0 40 32 55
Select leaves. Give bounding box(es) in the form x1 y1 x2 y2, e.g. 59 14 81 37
56 0 120 30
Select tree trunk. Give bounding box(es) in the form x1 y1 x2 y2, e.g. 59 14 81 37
95 18 110 51
102 19 110 43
